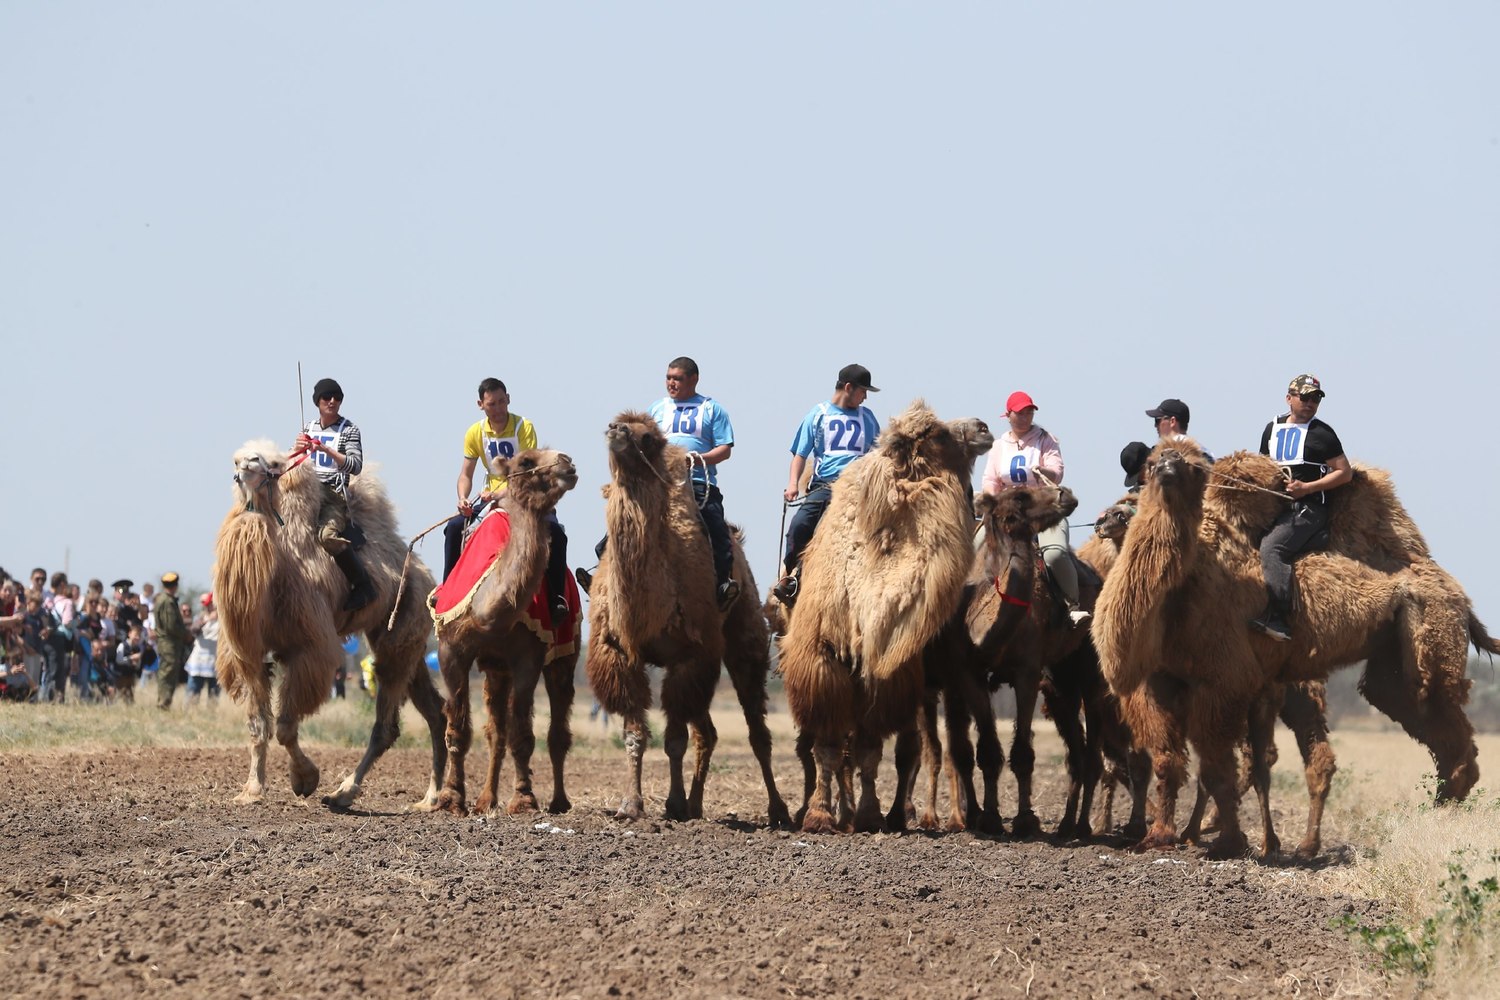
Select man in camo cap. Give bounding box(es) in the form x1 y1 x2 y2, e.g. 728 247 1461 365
1249 374 1352 642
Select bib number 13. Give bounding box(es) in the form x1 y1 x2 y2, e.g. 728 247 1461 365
671 406 699 435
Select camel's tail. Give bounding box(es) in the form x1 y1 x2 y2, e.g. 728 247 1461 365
1469 612 1500 659
212 507 276 703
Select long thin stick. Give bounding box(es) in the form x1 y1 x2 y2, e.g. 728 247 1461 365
297 362 306 431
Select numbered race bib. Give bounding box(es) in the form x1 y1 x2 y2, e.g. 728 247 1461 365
668 404 700 437
481 429 520 478
1008 454 1031 485
822 413 867 456
306 419 346 471
1269 420 1309 468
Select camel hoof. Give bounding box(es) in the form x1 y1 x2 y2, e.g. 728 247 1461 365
885 806 909 833
1204 833 1250 861
615 797 644 820
1133 830 1179 853
852 809 886 835
663 797 689 822
548 795 572 815
473 794 498 815
1011 811 1042 839
290 766 320 798
1259 834 1281 860
435 789 468 816
917 812 939 832
766 800 793 830
1293 840 1320 861
232 789 265 806
944 812 968 834
976 812 1005 837
321 785 359 810
405 797 441 813
1054 818 1077 842
507 793 540 815
802 807 838 834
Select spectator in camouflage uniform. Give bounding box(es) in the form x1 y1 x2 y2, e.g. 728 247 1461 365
153 572 192 709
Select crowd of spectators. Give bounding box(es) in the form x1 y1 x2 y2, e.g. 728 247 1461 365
0 565 220 707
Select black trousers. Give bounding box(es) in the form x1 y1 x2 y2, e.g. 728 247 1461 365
782 480 833 574
1259 500 1329 610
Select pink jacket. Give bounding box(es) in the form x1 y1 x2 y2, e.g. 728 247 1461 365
982 426 1064 493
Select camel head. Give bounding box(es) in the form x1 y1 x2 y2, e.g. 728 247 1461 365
975 484 1077 581
498 448 579 511
947 417 996 465
1143 440 1211 500
604 410 670 478
1093 499 1137 543
880 400 970 480
230 439 290 509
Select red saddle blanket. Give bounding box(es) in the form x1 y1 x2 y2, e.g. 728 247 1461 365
429 510 580 661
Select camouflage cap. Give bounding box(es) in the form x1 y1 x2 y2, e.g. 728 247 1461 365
1287 374 1325 398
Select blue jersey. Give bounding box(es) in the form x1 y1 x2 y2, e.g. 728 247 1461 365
790 401 880 482
648 393 733 485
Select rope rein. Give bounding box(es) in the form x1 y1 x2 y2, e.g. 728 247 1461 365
1207 469 1294 501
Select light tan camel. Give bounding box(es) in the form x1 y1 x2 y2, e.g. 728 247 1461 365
214 440 446 808
585 412 790 826
429 448 579 817
1095 441 1493 858
780 401 988 834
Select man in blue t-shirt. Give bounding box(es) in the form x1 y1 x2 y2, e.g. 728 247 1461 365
577 357 742 611
773 364 881 605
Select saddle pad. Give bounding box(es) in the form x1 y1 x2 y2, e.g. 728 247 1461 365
428 511 581 664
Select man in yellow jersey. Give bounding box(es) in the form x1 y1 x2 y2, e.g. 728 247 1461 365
442 378 571 623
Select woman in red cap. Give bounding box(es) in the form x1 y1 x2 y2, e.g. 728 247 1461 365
981 391 1088 626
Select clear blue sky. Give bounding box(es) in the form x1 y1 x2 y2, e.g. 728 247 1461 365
4 5 1498 632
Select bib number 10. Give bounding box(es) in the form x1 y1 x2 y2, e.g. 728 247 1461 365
1273 426 1304 464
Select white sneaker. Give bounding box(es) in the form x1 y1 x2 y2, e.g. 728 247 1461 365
1068 608 1091 626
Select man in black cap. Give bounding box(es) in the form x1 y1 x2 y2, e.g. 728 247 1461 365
1120 441 1150 494
112 579 140 632
1145 398 1215 463
153 572 192 709
773 364 882 605
1249 374 1351 642
300 378 376 611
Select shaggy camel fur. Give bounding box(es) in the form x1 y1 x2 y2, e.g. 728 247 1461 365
214 441 446 808
431 449 579 816
585 412 790 826
893 484 1076 835
1082 495 1339 856
780 401 989 834
1095 441 1493 858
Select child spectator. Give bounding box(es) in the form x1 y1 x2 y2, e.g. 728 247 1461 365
185 594 220 701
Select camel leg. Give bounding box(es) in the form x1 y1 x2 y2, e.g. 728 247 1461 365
473 667 512 815
658 656 718 822
505 655 547 816
660 710 691 821
541 656 575 814
1045 680 1087 842
1192 701 1250 861
834 745 857 832
723 638 791 828
1132 678 1190 852
1281 682 1335 859
918 692 943 830
1362 613 1479 803
685 713 718 820
802 740 843 834
272 649 328 798
403 664 449 811
1074 688 1108 842
941 681 977 832
851 729 887 834
1246 691 1282 859
1123 748 1152 839
963 675 1008 837
617 712 649 820
886 726 920 833
792 728 816 827
231 657 273 804
324 660 411 810
1009 669 1043 838
1182 775 1210 845
1095 764 1119 835
435 646 474 815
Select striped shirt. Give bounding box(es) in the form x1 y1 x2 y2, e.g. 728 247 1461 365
303 417 364 497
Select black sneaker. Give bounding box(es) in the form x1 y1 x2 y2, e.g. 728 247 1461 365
772 575 799 604
550 596 571 624
575 567 593 596
717 579 740 611
1249 612 1292 642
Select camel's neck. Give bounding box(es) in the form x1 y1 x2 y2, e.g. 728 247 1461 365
470 506 550 620
605 463 673 585
976 543 1035 656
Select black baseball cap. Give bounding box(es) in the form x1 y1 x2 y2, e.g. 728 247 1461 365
1120 441 1151 488
111 578 134 592
312 378 344 402
838 364 879 392
1145 399 1190 423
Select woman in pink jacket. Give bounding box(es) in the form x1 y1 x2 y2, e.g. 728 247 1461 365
981 391 1088 626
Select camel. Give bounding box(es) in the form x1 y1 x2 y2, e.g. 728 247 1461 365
214 440 446 808
779 401 992 834
428 448 580 817
892 483 1077 835
1094 440 1493 858
585 412 790 826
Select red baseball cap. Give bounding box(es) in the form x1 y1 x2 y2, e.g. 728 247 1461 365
1006 391 1038 413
